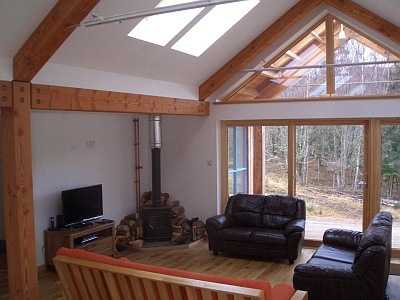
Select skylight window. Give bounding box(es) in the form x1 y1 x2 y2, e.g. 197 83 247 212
128 0 260 56
172 0 259 56
128 0 204 46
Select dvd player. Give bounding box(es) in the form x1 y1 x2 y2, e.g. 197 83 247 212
79 234 98 244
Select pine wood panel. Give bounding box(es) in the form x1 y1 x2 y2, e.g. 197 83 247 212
0 82 38 299
31 84 209 116
0 81 12 107
13 0 100 81
199 0 323 100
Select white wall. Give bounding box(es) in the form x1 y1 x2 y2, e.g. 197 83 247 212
31 110 151 265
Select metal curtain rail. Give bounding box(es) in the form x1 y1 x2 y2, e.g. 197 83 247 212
244 59 400 72
72 0 248 28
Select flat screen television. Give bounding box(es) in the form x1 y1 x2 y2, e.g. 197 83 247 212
61 184 103 227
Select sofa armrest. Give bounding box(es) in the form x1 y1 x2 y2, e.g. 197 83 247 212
284 219 305 236
323 228 362 249
294 263 357 279
206 214 235 231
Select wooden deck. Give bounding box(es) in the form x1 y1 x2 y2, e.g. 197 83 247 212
305 216 400 248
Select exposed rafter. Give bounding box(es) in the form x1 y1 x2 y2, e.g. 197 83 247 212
13 0 100 81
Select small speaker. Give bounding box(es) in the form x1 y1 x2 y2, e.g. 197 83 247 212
48 217 59 231
56 215 64 228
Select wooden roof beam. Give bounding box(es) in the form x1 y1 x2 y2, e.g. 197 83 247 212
311 30 325 43
32 84 209 116
13 0 100 81
199 0 323 100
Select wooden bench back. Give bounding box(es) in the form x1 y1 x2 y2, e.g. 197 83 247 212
53 254 265 300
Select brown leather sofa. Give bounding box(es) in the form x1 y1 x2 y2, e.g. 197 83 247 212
293 211 392 300
205 194 306 264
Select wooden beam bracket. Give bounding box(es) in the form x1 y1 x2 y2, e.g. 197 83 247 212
0 80 13 108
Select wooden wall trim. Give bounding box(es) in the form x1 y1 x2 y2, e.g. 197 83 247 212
323 0 400 46
199 0 323 100
0 81 12 107
31 84 209 116
1 81 38 299
13 0 100 81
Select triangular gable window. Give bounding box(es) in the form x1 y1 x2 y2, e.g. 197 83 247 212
226 15 400 101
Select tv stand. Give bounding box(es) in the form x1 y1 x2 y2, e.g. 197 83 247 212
44 221 116 271
71 222 93 229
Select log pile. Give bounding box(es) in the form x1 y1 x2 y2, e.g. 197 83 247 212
115 213 143 250
116 191 205 249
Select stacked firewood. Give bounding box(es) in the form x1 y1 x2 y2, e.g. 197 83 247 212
115 213 143 249
169 199 189 243
116 192 205 249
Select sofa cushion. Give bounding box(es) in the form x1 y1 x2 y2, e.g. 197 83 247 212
217 227 253 242
262 195 297 229
370 211 392 227
228 194 265 227
323 228 362 249
313 244 356 264
354 224 390 263
302 257 353 273
251 229 287 245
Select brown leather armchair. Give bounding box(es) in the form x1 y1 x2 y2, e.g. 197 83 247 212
205 194 306 264
293 211 392 300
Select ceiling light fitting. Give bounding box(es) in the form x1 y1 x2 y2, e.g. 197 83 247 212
244 60 400 72
338 24 347 46
72 0 248 28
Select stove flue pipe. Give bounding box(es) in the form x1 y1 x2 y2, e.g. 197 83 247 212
149 115 162 206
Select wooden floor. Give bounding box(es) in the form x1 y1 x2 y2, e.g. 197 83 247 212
0 239 399 299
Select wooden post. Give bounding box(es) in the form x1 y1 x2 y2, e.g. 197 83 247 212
1 81 38 299
363 119 381 230
288 122 296 196
252 126 264 194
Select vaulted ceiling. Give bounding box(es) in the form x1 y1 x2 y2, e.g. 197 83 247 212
1 0 399 102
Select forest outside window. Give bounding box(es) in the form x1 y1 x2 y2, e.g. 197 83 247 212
223 120 400 250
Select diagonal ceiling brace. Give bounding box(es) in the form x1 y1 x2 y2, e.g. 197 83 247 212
13 0 100 82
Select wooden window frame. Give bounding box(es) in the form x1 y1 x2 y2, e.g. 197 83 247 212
221 118 400 257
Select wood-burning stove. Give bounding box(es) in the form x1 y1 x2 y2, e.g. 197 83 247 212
143 206 171 241
143 115 171 241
